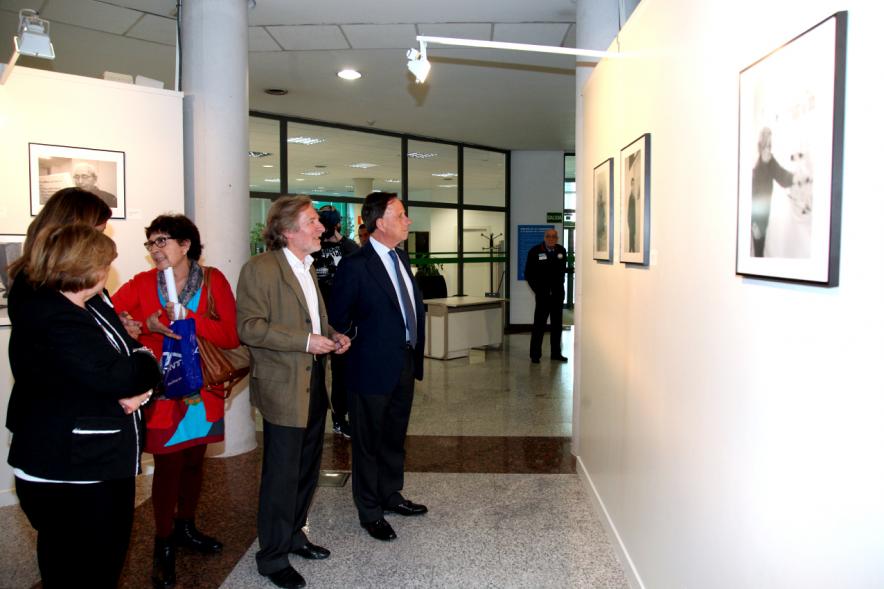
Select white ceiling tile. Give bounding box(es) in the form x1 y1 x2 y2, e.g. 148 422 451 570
249 26 281 52
266 25 348 50
417 23 492 41
126 13 176 46
341 24 417 49
91 0 176 17
492 23 571 46
40 0 142 35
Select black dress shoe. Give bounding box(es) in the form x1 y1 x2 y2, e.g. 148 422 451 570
292 540 330 560
361 518 397 541
265 566 306 589
385 499 428 516
551 355 568 362
151 537 176 588
174 518 223 553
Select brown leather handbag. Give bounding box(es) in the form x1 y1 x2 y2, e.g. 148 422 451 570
197 267 250 398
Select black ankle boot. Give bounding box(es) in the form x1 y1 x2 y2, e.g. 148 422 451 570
173 518 223 553
152 536 176 588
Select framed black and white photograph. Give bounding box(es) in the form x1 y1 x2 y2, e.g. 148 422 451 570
620 133 651 265
0 235 25 327
29 143 126 219
593 158 614 261
736 12 846 286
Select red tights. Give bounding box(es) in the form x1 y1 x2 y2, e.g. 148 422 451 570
151 444 207 538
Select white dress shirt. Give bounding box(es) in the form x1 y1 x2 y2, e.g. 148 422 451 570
369 236 416 343
282 247 321 351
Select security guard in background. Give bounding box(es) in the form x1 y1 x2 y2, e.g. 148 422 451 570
524 228 568 364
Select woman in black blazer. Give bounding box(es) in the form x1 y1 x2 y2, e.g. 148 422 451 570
6 224 161 588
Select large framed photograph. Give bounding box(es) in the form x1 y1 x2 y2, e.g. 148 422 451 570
620 134 651 265
736 12 846 286
593 158 614 261
0 235 25 327
29 143 126 219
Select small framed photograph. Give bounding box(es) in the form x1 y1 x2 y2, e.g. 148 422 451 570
29 143 126 219
593 158 614 261
736 12 846 286
620 133 651 265
0 235 25 327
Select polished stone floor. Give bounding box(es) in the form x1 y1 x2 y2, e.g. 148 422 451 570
0 331 628 588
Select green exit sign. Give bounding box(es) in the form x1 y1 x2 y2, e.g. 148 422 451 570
546 212 563 223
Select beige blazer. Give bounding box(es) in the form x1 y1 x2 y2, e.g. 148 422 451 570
236 248 333 428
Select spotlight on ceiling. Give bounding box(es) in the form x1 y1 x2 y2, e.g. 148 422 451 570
406 40 430 84
337 69 362 80
1 9 55 85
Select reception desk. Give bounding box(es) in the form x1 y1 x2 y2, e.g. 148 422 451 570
423 296 505 360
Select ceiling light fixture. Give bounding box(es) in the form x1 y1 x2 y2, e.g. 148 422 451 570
1 9 55 85
337 69 362 80
406 40 430 84
262 164 274 168
301 170 328 176
407 152 438 159
288 136 326 145
264 88 288 96
404 35 620 84
349 162 378 169
431 172 458 177
248 151 272 158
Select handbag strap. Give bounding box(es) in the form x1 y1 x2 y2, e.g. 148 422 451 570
203 266 219 320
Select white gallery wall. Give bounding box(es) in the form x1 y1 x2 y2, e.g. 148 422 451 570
509 150 564 324
576 1 884 587
0 66 184 506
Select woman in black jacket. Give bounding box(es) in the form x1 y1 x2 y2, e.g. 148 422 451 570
7 224 161 588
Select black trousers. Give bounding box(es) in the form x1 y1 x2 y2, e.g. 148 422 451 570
530 291 564 360
349 349 414 523
256 359 327 576
329 351 348 421
16 476 135 589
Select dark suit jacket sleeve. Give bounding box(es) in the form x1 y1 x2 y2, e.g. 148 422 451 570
328 255 356 334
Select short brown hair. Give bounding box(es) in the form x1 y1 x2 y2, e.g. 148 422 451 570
263 195 314 250
25 224 117 292
9 188 112 279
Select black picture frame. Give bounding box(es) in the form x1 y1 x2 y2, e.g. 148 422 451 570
29 143 127 219
620 133 651 266
593 158 614 261
736 11 846 286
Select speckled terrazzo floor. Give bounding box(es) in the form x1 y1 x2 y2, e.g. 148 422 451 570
0 332 627 589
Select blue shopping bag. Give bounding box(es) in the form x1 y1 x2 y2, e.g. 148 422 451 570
161 318 204 398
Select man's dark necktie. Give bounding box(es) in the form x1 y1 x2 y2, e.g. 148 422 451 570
388 249 417 346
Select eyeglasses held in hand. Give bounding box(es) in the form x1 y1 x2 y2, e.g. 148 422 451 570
144 236 171 251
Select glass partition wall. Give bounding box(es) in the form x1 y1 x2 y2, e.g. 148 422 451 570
249 113 509 303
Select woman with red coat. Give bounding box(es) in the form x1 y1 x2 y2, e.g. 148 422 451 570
112 214 239 589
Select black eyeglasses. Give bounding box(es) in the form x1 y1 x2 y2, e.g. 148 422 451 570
143 236 171 251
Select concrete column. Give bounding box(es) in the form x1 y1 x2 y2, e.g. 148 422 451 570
181 0 255 456
353 177 374 198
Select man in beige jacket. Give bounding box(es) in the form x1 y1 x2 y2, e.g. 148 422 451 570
237 195 351 589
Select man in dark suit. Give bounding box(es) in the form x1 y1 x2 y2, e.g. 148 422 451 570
237 195 351 589
329 192 427 542
525 228 568 364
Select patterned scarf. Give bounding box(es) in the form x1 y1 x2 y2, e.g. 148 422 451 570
157 261 204 307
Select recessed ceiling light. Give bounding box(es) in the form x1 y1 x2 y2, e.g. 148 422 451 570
288 136 326 145
337 69 362 80
262 164 274 168
385 179 400 183
349 162 378 169
264 178 280 183
301 170 328 176
344 185 354 189
407 152 438 159
431 172 458 177
295 178 305 182
248 151 272 158
437 184 457 188
264 88 288 96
